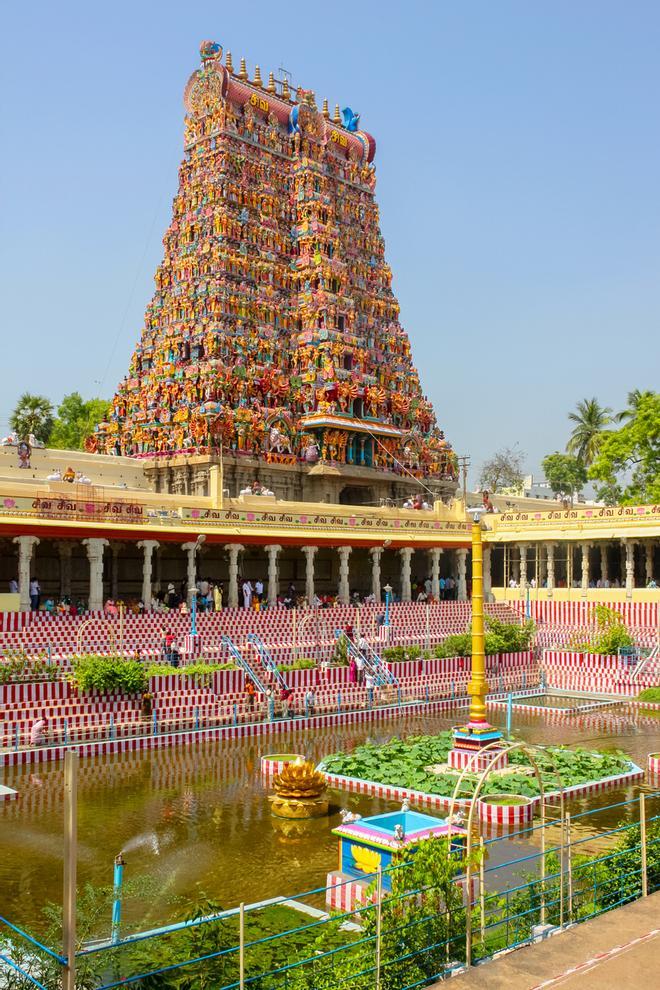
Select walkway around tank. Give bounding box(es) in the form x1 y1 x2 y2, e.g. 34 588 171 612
433 892 659 989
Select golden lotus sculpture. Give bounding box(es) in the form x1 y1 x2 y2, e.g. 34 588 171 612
269 759 329 819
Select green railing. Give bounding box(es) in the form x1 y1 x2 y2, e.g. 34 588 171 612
1 792 658 990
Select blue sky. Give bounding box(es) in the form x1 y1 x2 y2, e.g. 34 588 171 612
1 1 658 484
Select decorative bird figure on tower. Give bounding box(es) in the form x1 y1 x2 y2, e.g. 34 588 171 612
341 107 360 131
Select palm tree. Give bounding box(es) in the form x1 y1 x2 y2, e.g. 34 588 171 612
566 398 612 467
615 389 655 423
9 393 54 444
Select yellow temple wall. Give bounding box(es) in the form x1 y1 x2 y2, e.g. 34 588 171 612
491 586 660 606
481 504 660 543
0 445 150 490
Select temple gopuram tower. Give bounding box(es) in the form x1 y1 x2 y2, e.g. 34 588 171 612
94 41 458 505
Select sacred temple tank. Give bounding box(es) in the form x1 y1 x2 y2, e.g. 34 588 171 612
94 41 458 505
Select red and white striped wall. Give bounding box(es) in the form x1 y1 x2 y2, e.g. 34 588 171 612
447 748 509 773
325 872 375 913
541 649 660 695
0 695 472 769
477 795 536 826
514 599 658 628
321 764 643 815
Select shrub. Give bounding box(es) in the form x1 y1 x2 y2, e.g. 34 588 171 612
71 655 147 695
638 687 660 702
277 658 316 671
570 606 634 654
333 637 349 665
433 619 535 658
381 646 423 663
0 649 59 683
146 662 237 682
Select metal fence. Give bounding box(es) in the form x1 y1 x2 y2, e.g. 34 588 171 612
1 791 658 990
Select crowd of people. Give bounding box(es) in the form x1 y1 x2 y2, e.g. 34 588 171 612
9 573 463 616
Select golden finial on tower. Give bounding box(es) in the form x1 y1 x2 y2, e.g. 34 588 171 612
253 65 263 87
225 51 234 73
308 90 317 109
322 98 330 119
238 57 248 80
267 71 276 93
282 77 291 100
333 104 342 124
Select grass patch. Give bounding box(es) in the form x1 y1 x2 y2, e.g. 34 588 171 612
481 795 530 806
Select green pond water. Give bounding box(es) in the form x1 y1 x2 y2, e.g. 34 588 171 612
1 704 659 939
510 694 612 709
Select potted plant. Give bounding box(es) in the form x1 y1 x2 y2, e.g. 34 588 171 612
477 792 536 826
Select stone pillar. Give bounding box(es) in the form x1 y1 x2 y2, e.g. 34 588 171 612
265 545 281 606
428 548 442 600
546 543 555 594
225 544 243 608
398 547 413 603
580 542 591 595
82 538 109 612
337 546 352 604
519 544 528 590
302 546 318 604
624 540 636 597
153 546 162 595
181 542 199 606
456 548 468 601
483 546 492 599
538 544 547 586
600 543 609 585
110 543 123 600
137 540 159 609
55 541 73 599
12 536 39 611
369 547 383 602
645 542 654 585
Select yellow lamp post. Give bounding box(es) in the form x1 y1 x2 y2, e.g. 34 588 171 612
467 515 488 724
449 512 502 765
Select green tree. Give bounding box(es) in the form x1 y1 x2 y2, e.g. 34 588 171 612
541 452 588 501
566 398 612 466
9 392 54 443
615 388 655 423
49 392 110 450
589 392 660 504
478 446 526 493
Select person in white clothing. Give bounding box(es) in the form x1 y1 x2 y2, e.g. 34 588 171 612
242 579 253 609
29 579 41 611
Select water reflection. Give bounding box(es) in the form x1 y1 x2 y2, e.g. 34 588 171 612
1 706 658 935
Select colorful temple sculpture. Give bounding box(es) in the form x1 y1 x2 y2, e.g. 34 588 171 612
92 42 458 505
